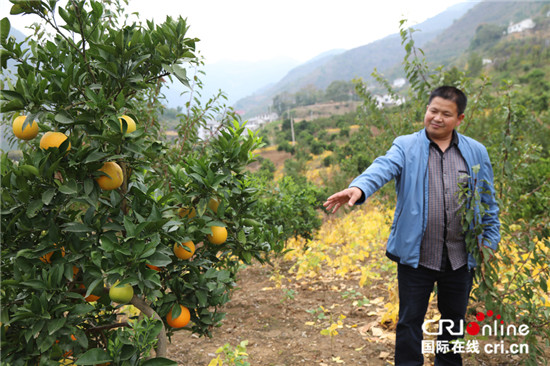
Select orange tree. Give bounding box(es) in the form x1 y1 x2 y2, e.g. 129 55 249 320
1 1 272 364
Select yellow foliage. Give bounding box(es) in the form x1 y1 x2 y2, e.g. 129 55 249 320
284 205 394 284
489 236 550 308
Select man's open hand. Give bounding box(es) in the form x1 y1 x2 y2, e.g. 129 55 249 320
323 187 363 214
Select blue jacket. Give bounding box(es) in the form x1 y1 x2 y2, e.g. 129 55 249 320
349 129 500 269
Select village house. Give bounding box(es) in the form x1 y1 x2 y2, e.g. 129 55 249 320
507 18 535 34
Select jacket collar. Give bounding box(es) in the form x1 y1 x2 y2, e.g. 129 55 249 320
423 129 459 147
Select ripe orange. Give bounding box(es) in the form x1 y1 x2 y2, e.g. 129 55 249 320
96 162 124 190
178 207 196 219
146 264 162 271
40 131 71 153
40 245 65 263
166 304 190 328
12 115 39 140
119 115 136 134
208 198 220 213
79 284 100 302
207 226 227 245
173 241 195 260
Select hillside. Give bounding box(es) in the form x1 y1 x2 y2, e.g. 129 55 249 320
235 0 549 118
422 1 549 65
233 1 477 117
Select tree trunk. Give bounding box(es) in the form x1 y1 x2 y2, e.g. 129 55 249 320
130 295 168 357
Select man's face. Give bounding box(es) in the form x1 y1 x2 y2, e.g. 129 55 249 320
424 97 464 142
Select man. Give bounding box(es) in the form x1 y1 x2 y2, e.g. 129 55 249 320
324 86 500 365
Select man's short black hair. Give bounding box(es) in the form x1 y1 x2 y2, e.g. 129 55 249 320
428 86 467 116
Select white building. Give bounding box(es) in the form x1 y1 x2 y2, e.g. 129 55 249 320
507 19 535 34
374 94 405 108
246 112 278 131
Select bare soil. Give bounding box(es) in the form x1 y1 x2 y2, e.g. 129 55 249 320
248 148 292 172
168 261 396 366
166 259 539 366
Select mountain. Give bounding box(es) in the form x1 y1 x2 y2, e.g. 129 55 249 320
235 1 550 119
230 48 347 116
159 57 301 109
422 1 550 65
233 1 478 118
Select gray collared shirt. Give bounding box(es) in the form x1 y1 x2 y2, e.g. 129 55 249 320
419 130 469 271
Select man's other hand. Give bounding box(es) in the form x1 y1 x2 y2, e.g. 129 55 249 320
323 187 363 214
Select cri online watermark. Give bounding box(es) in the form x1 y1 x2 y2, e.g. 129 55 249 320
421 309 530 355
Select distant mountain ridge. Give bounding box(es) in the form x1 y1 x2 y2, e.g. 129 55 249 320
422 1 550 64
236 1 550 118
160 56 302 109
234 1 479 117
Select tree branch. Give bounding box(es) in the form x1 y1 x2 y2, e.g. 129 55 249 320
130 295 168 358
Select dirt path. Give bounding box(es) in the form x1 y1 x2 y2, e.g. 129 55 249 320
167 259 539 365
168 261 395 365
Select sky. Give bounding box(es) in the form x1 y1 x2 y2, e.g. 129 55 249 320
1 0 474 65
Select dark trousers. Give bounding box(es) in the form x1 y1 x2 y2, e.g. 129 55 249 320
395 261 473 366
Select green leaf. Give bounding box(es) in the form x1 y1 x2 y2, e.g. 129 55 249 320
0 90 25 102
217 270 230 282
86 278 104 298
71 303 94 316
42 188 56 205
54 111 73 124
1 18 10 43
21 279 46 290
10 4 26 15
188 173 204 184
0 98 25 112
47 317 66 335
100 235 116 252
75 348 112 365
241 251 252 264
84 150 108 163
124 215 136 237
141 358 178 366
119 344 137 361
26 199 43 218
62 222 93 233
238 230 246 244
84 178 94 196
58 179 79 195
37 332 55 353
196 290 208 307
147 252 172 267
19 164 39 176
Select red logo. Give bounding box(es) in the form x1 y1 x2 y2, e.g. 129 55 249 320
466 310 504 335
